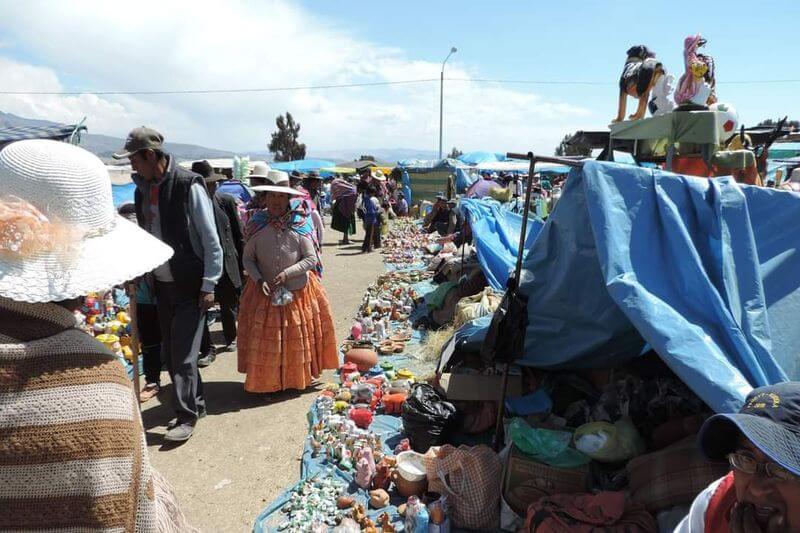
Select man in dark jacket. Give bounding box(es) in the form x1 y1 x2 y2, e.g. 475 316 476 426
191 161 244 366
115 127 223 442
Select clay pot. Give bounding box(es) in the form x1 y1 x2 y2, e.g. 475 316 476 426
391 470 428 498
345 343 378 372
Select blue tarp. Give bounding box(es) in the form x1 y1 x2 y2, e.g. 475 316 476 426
509 161 800 413
769 143 800 160
401 169 412 205
459 198 543 290
269 159 335 172
458 151 506 165
455 167 477 193
217 180 252 203
112 183 136 207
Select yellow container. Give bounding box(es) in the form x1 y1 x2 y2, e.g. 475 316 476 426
95 333 119 352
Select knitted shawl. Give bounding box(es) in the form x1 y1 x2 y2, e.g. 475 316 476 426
0 297 194 532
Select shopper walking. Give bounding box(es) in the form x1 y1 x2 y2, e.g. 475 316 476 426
115 127 223 442
237 170 337 393
191 161 244 365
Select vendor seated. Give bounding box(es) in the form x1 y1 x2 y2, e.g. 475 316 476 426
424 193 453 235
676 382 800 532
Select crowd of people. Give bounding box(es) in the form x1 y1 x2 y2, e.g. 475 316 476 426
4 129 800 532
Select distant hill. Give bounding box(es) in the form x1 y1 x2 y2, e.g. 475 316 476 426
0 111 441 164
0 111 235 162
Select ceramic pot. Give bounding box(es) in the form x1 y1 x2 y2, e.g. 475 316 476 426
391 470 428 498
345 343 378 372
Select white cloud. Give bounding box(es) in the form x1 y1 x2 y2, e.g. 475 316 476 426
0 0 599 156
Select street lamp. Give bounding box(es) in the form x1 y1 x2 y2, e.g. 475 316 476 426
439 46 457 160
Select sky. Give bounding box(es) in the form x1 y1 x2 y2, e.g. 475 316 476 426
0 0 797 157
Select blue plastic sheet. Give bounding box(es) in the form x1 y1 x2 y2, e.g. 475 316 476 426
455 167 476 193
401 169 412 206
112 183 136 207
269 159 336 172
457 151 506 165
513 161 800 413
459 199 543 290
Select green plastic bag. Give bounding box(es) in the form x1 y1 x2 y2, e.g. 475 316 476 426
508 418 590 468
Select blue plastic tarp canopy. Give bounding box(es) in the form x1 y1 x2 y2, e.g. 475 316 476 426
458 151 506 165
459 198 543 290
769 143 800 160
455 167 477 193
508 161 800 414
269 159 335 172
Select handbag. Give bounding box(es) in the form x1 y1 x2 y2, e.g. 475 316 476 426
425 445 502 530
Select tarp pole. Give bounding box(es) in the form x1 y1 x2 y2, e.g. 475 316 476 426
492 152 537 451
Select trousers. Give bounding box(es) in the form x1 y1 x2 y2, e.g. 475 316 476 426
200 274 240 355
154 281 206 424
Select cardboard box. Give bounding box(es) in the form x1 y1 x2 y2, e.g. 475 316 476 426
502 444 589 516
438 373 523 402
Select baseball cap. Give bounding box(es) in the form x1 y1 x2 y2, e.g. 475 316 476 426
112 126 164 159
698 382 800 476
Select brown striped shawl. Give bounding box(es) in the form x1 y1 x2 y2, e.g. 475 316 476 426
0 298 168 532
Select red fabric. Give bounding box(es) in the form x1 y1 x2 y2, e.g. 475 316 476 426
523 492 656 532
705 472 736 533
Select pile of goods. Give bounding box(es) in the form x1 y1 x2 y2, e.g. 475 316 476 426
73 290 136 366
381 220 437 268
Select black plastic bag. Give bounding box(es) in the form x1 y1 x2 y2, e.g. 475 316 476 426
401 383 458 452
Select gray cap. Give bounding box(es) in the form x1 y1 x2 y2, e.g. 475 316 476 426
113 126 164 159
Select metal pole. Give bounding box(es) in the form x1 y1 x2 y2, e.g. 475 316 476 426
492 152 537 451
439 69 444 160
438 47 457 160
127 283 142 407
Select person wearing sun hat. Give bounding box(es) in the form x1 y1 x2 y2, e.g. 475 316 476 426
115 127 223 442
237 170 337 393
676 382 800 532
0 139 195 531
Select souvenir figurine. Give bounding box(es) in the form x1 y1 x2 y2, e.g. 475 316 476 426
378 513 397 533
355 446 376 489
675 34 716 108
371 458 393 490
613 45 666 123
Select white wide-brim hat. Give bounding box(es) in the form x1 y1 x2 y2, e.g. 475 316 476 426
0 140 173 303
250 169 303 196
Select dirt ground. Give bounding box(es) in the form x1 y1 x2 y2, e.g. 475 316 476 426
141 220 383 532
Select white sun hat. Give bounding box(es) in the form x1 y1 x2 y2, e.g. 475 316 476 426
250 170 303 196
0 139 173 303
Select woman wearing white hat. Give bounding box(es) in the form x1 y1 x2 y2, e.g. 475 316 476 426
237 170 337 393
0 140 194 531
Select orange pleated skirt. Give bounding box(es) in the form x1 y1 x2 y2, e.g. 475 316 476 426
237 273 338 393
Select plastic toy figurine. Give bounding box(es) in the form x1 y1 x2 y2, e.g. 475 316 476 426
675 34 716 108
355 446 377 489
614 45 666 123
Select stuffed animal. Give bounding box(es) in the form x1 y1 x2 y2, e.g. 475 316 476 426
675 34 716 107
614 45 666 123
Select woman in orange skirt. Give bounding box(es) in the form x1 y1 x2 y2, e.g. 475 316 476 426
237 171 337 393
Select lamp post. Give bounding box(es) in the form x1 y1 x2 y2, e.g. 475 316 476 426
439 46 457 160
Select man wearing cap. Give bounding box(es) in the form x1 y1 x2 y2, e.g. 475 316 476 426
191 161 243 366
115 127 223 442
676 382 800 532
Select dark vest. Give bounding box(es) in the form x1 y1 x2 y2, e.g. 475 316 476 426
135 164 205 300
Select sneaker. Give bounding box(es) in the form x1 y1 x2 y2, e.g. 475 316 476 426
167 409 206 429
198 351 216 367
164 423 195 442
223 340 237 352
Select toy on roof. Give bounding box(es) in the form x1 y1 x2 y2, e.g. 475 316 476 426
675 34 717 108
613 45 667 123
